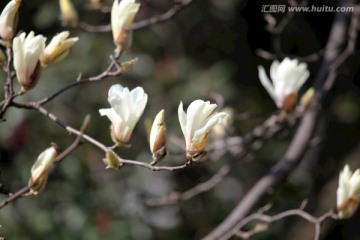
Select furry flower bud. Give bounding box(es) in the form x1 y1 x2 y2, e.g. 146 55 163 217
103 150 123 169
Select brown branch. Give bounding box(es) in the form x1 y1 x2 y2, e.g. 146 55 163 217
0 48 15 120
203 1 357 239
146 164 230 206
78 22 111 32
12 102 192 172
256 48 324 62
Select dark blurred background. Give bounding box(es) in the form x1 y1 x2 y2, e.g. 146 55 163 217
0 0 360 239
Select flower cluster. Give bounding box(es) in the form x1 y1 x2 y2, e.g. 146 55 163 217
99 85 227 163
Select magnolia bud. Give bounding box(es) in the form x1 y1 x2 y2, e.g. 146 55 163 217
103 150 122 169
0 0 21 43
28 143 59 195
120 58 138 74
300 88 315 110
149 109 167 163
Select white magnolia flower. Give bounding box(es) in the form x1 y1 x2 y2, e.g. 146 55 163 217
13 31 46 92
258 57 310 111
40 31 79 67
337 165 360 219
111 0 140 51
99 84 148 144
178 100 227 160
29 144 59 195
0 0 21 42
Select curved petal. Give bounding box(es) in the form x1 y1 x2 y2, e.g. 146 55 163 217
193 112 227 140
185 100 206 138
258 65 276 101
349 170 360 198
99 108 120 125
178 101 187 140
293 69 310 91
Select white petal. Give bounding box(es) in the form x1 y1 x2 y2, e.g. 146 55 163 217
185 100 207 139
108 84 124 99
258 65 276 101
178 101 187 140
293 69 310 91
269 60 280 83
131 86 145 103
99 108 120 125
349 170 360 198
193 112 228 140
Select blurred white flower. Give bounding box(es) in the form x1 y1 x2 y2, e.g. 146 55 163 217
29 144 59 195
40 31 79 67
59 0 78 27
13 31 46 92
99 84 148 144
111 0 140 51
258 57 310 111
337 165 360 219
178 100 227 160
0 0 21 42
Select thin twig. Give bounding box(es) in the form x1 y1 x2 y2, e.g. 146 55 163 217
146 165 230 206
12 101 192 172
36 54 123 106
234 208 338 240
